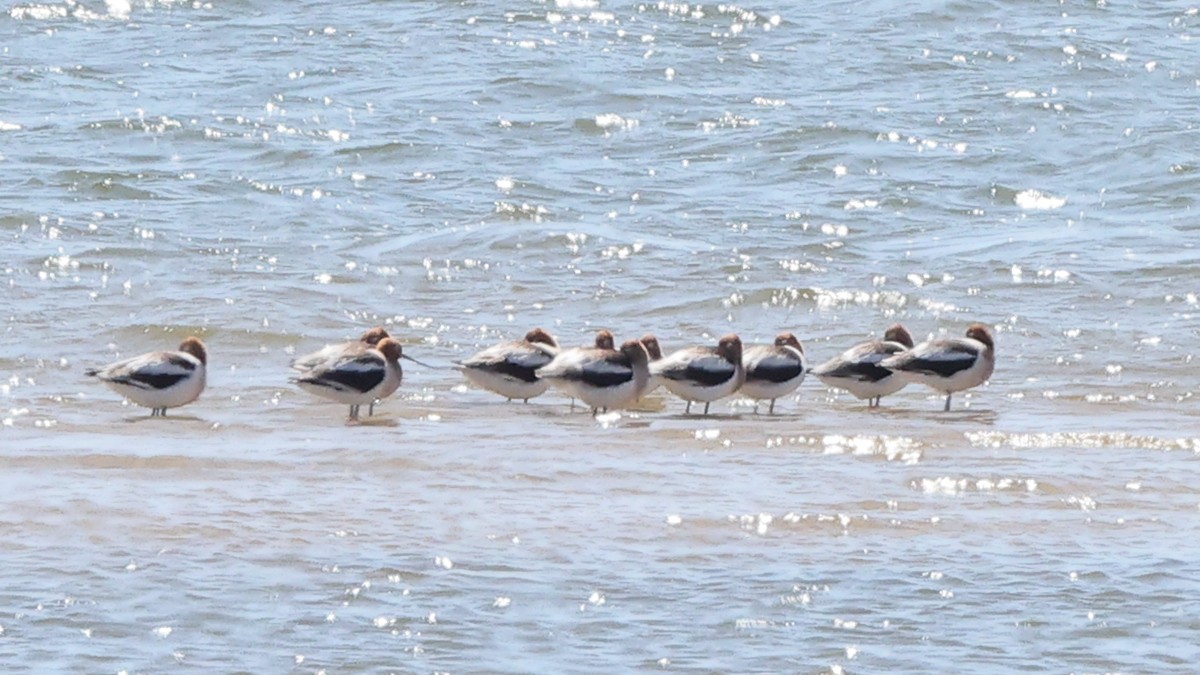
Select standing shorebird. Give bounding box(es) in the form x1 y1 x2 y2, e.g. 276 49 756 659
741 332 807 414
456 328 560 402
651 334 745 415
536 338 651 415
810 324 915 408
86 336 208 416
544 330 616 411
292 337 407 419
880 323 995 411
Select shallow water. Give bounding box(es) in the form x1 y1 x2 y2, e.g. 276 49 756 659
2 0 1199 672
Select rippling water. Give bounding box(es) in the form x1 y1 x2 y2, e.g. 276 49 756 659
3 0 1199 671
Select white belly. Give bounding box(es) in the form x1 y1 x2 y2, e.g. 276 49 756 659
660 374 742 403
740 373 804 401
573 379 641 410
815 373 908 400
461 368 550 401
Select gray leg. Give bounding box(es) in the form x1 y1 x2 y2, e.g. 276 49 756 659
703 401 710 415
943 394 952 412
768 399 776 415
685 401 692 414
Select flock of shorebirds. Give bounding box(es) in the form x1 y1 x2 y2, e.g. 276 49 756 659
84 323 997 419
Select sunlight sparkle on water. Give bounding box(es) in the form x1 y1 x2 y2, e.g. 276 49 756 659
1014 189 1067 210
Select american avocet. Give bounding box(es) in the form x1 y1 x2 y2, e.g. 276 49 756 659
456 328 560 402
86 336 207 416
536 338 651 415
880 323 995 411
290 326 390 373
550 330 616 411
741 332 806 414
810 324 914 408
651 334 745 415
292 337 405 419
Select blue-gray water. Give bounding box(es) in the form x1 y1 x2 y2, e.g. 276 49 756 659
2 0 1199 672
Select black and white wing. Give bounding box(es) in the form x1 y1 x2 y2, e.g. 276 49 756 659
653 348 737 387
745 346 804 383
296 351 386 394
813 341 902 383
886 339 980 378
458 342 555 384
87 351 200 391
575 354 635 387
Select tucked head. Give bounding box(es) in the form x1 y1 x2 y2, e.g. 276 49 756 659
640 334 663 360
178 336 207 365
716 334 743 363
774 332 803 353
360 326 390 345
965 323 994 351
594 330 615 350
620 339 649 365
883 323 914 349
524 328 558 348
375 337 403 362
